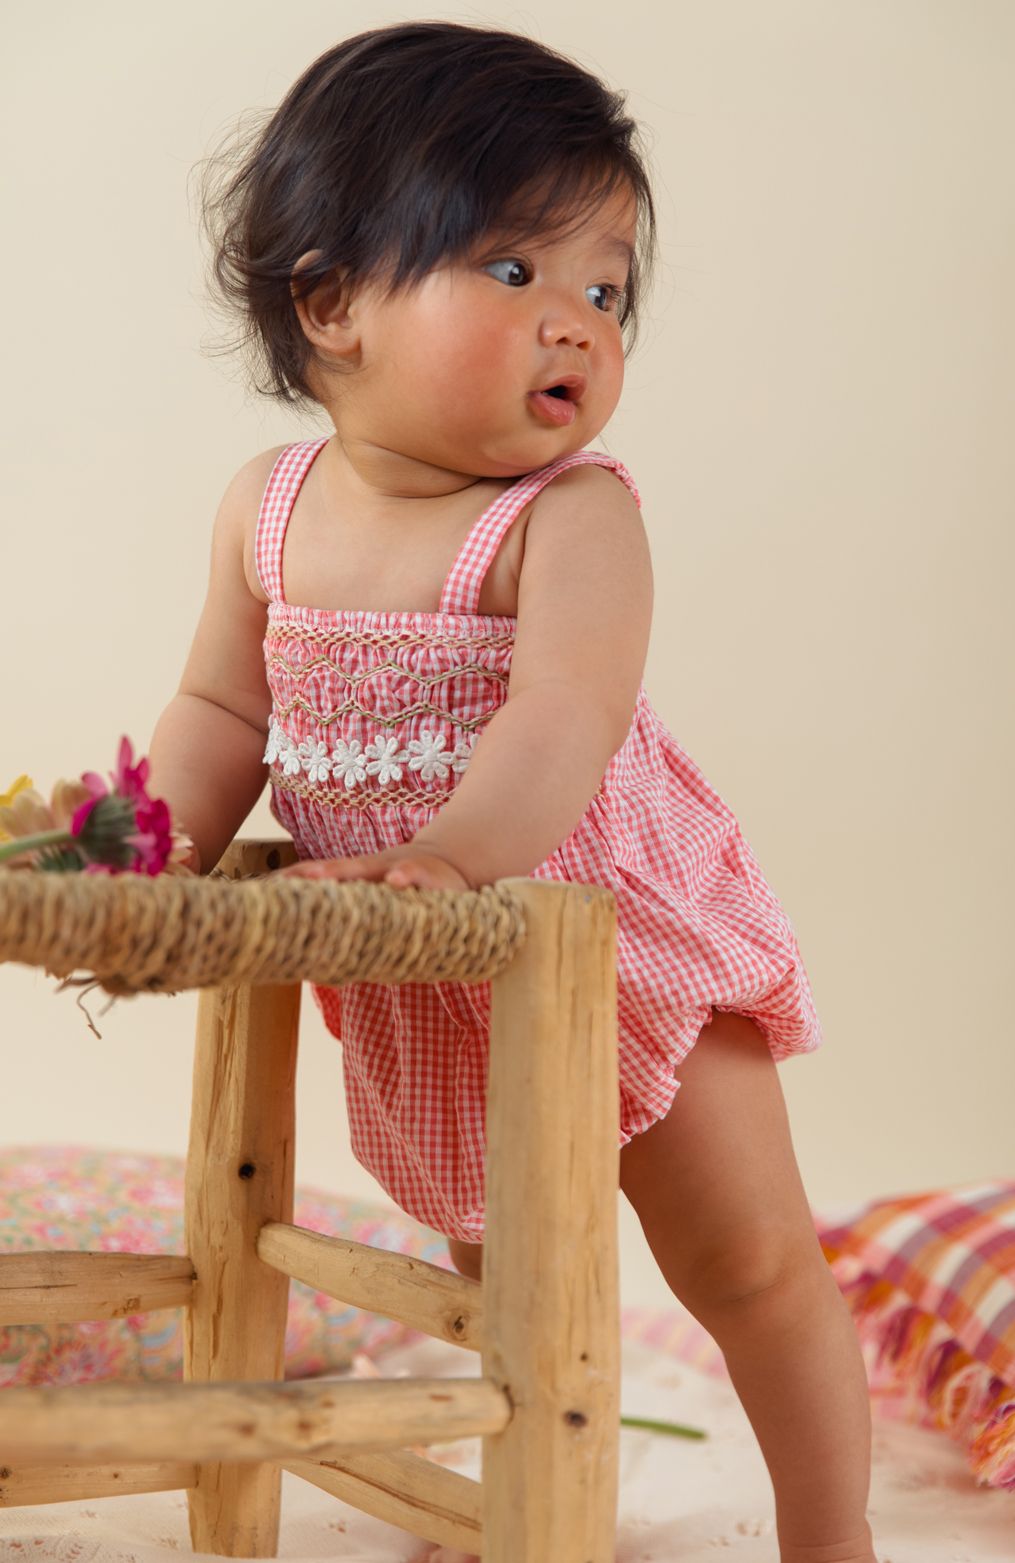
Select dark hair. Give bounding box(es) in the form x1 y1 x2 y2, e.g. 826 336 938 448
194 21 657 414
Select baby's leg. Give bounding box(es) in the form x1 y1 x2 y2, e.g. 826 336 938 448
619 1010 877 1563
447 1236 483 1280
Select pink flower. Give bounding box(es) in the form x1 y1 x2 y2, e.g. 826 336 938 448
0 736 192 878
125 795 174 876
67 737 173 873
110 734 151 803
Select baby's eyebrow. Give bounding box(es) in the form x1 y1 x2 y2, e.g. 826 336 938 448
602 238 634 264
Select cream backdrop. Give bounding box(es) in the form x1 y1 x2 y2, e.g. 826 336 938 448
2 2 1011 1308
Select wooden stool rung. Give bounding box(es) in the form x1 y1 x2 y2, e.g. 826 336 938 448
257 1222 483 1350
286 1450 482 1553
0 1252 195 1325
0 1462 197 1509
0 1377 512 1464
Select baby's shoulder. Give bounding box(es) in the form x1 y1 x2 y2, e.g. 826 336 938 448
521 456 644 550
537 455 639 499
513 457 651 622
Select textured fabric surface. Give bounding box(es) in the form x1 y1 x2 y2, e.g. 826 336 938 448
818 1179 1015 1490
0 1144 453 1385
259 438 824 1240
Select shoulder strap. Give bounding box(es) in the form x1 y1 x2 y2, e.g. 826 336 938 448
254 437 330 602
439 450 642 616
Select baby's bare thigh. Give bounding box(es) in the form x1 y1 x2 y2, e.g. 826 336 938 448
619 1009 819 1307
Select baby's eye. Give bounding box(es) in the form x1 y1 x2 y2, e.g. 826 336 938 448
484 259 530 287
588 283 625 313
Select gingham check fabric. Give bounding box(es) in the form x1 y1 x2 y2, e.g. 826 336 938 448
256 439 824 1241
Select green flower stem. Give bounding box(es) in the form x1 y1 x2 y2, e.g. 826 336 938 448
620 1413 707 1440
0 828 73 863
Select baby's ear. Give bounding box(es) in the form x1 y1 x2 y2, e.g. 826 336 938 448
290 251 357 358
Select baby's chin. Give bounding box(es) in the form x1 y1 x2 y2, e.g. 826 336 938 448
456 429 599 479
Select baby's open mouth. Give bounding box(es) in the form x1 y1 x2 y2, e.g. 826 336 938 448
529 374 586 404
528 380 582 425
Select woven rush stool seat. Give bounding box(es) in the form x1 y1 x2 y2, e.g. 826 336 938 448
0 838 621 1562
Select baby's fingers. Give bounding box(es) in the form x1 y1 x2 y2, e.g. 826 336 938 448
280 857 379 881
384 862 431 888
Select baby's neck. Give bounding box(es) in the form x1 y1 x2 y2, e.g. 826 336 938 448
322 430 490 509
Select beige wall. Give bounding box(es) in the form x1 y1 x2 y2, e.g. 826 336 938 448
3 2 1012 1308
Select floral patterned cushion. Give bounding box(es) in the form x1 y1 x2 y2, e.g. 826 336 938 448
0 1145 456 1385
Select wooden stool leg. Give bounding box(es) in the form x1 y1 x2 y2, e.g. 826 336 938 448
184 979 300 1557
481 880 620 1563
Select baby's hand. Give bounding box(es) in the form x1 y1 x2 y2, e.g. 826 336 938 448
278 844 473 892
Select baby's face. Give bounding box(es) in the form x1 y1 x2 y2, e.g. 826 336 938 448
339 185 636 479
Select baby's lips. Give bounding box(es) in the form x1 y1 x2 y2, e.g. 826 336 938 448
530 371 587 401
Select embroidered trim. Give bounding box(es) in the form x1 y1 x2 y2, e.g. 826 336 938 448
263 715 476 791
270 695 498 732
271 771 449 811
266 652 510 693
266 622 515 651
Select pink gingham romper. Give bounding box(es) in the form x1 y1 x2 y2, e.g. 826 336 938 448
257 437 824 1242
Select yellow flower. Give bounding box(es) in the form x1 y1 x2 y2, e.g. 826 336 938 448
0 784 55 843
0 775 40 842
0 775 33 807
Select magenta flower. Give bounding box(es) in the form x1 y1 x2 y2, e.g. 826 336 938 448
0 736 190 877
125 795 174 876
110 734 151 803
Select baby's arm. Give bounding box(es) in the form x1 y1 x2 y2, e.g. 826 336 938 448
146 455 278 874
413 463 654 885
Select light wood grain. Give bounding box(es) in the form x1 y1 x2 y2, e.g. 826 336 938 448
182 972 300 1555
287 1450 482 1552
0 1252 194 1324
0 1378 510 1462
0 1461 196 1507
481 878 621 1563
214 837 298 878
258 1222 483 1351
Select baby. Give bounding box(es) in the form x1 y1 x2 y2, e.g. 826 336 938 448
148 22 877 1560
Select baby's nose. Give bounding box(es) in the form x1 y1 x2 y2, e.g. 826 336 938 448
538 313 594 352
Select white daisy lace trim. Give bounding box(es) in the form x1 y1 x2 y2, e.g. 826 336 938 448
263 715 477 791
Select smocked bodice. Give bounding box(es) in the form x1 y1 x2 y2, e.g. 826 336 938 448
257 438 641 815
264 603 516 812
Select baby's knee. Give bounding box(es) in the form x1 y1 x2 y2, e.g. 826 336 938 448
447 1236 483 1281
686 1224 822 1314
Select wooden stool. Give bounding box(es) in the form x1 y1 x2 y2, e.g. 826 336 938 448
0 838 620 1560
